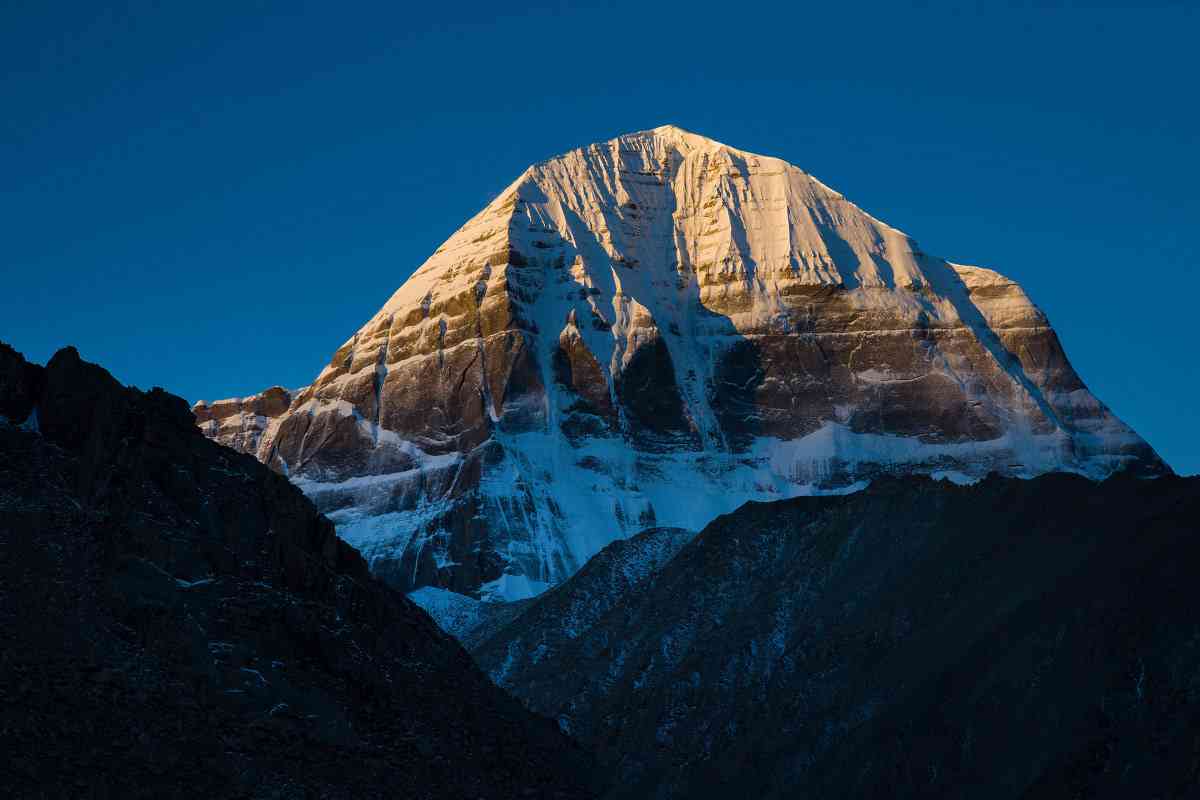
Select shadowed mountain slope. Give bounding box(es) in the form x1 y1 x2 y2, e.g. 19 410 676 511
471 472 1200 799
0 342 594 799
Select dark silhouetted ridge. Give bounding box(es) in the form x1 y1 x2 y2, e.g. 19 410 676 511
0 342 595 799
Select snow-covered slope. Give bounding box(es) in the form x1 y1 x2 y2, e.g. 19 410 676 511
196 125 1167 600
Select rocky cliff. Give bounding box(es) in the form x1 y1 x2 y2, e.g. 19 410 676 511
0 342 594 799
469 473 1200 800
193 385 293 455
197 126 1167 599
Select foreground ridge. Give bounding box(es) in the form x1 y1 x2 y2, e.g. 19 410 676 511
0 342 594 799
470 472 1200 799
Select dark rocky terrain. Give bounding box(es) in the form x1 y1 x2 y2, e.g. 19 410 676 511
0 342 594 799
468 527 693 681
472 472 1200 799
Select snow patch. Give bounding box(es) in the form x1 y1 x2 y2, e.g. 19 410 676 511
408 587 485 638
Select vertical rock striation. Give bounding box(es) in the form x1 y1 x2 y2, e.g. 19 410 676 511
197 126 1168 599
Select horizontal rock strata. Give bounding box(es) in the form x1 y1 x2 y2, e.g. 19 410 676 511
197 126 1167 599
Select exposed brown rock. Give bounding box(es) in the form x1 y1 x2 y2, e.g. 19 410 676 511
196 127 1169 599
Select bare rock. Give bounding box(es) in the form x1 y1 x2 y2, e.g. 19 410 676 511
195 126 1169 600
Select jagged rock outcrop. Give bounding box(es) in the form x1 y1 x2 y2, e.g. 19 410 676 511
198 126 1168 599
192 385 293 455
0 342 594 799
470 473 1200 800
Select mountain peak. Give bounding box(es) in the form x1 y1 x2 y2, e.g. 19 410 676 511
575 124 740 161
640 123 724 146
198 130 1167 600
516 126 745 181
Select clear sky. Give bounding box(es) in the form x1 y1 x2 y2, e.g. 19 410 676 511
2 1 1196 474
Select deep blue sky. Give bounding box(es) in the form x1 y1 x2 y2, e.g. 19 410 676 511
2 1 1196 473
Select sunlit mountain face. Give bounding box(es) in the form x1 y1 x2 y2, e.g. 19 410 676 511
196 127 1167 601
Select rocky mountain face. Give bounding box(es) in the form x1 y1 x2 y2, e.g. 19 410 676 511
196 125 1167 600
467 473 1200 800
0 342 594 799
193 385 293 455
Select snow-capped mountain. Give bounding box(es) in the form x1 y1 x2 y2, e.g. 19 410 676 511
194 125 1166 600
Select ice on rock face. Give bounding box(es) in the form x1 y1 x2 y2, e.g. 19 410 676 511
196 125 1169 600
408 587 483 640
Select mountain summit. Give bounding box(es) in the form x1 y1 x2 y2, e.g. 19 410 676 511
195 127 1167 600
